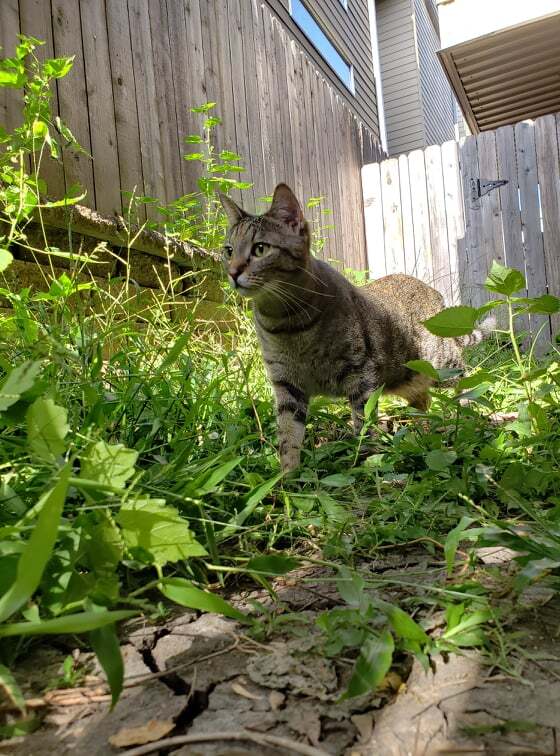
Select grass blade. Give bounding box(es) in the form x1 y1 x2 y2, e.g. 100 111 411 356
89 622 124 708
0 465 71 623
0 609 136 637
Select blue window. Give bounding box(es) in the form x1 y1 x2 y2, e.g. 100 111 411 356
290 0 355 93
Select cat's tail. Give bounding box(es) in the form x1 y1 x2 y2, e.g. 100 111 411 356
459 314 496 347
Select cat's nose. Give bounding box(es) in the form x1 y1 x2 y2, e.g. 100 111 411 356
228 266 243 283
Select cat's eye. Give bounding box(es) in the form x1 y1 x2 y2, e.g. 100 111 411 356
252 243 266 257
223 244 233 258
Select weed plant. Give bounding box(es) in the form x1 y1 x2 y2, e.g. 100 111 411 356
1 37 560 722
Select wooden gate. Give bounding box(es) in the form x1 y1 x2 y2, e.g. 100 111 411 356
362 112 560 344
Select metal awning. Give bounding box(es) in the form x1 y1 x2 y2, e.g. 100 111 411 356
437 11 560 133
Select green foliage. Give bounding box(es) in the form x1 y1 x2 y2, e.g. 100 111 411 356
0 37 85 272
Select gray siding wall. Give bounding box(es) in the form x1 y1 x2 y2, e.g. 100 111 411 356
412 0 455 145
266 0 379 138
376 0 425 155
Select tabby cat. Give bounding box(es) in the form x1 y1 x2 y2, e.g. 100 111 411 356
220 184 491 471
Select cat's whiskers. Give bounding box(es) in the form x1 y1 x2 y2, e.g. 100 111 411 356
278 279 334 298
264 281 315 319
293 264 328 288
263 283 303 318
271 283 321 314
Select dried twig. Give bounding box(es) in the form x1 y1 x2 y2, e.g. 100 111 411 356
122 730 330 756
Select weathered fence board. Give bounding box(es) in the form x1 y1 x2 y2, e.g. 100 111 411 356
515 121 549 346
19 0 66 198
1 0 381 269
408 149 432 284
52 0 96 204
362 110 560 342
425 145 450 302
80 0 121 217
535 114 560 336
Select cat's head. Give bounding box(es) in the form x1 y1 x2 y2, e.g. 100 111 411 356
218 183 310 298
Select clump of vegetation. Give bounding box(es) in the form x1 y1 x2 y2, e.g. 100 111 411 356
1 36 560 731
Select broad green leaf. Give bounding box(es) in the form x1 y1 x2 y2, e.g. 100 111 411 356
0 248 13 272
32 119 48 138
0 609 135 638
80 512 123 599
521 294 560 314
454 382 492 403
321 473 356 488
342 630 394 699
219 150 242 161
190 102 216 113
204 116 221 128
89 622 124 708
445 603 465 632
406 359 439 381
485 261 526 296
425 449 457 471
219 472 283 540
0 64 25 88
444 516 474 576
116 498 207 566
0 466 70 624
80 441 138 489
43 56 74 79
42 191 86 208
246 554 298 576
26 398 69 461
0 361 42 412
456 371 492 392
383 604 429 644
336 567 366 608
317 493 349 524
442 609 491 640
160 577 248 622
423 306 479 337
0 664 26 713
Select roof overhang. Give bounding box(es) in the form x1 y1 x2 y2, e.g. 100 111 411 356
437 12 560 133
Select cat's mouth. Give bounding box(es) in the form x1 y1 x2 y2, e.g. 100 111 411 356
229 274 261 298
235 284 256 298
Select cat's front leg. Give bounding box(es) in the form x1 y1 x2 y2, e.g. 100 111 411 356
273 381 308 472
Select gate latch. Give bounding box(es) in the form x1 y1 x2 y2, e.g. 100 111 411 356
470 178 508 203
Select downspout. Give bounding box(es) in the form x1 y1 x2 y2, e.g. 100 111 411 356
367 0 388 154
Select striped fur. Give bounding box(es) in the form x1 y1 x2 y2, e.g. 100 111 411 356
220 185 492 471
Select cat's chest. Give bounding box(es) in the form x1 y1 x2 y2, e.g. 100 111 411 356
258 329 340 394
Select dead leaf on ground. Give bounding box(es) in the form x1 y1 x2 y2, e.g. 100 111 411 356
108 719 174 747
269 690 285 711
351 712 374 743
231 681 262 701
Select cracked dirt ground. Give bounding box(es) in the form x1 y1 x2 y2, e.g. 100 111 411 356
4 551 560 756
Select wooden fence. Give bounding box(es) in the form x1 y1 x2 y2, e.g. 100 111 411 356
0 0 383 270
362 111 560 344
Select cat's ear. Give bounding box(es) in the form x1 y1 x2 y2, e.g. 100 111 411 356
266 184 304 231
218 193 246 226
